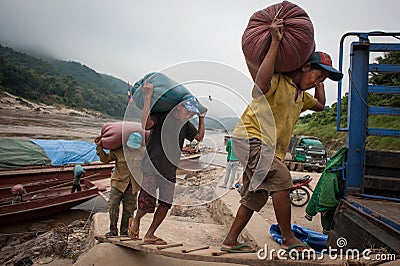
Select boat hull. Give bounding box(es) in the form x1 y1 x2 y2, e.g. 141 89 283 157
0 180 99 226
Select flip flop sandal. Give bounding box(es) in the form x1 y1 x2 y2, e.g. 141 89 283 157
128 217 141 240
143 237 168 245
128 228 140 240
220 243 256 253
285 242 313 260
105 231 118 237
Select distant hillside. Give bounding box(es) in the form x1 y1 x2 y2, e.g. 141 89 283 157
190 116 239 132
48 59 127 95
0 45 128 117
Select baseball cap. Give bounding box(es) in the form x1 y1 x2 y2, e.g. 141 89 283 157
181 95 200 114
308 52 343 81
127 132 143 149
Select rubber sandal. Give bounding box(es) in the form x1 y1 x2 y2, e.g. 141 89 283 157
128 217 141 240
143 237 167 245
220 243 255 253
128 229 140 240
285 242 313 260
105 231 117 237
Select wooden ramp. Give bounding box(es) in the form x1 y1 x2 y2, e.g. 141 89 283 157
92 190 355 265
94 235 354 265
96 235 271 265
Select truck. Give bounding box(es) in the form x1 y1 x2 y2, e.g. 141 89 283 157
327 32 400 256
284 136 327 172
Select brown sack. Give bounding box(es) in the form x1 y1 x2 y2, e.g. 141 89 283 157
100 121 147 150
242 1 315 80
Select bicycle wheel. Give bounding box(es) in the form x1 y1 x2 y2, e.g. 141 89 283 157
289 187 310 207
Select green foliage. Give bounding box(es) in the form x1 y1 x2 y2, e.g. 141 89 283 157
0 45 129 117
370 51 400 86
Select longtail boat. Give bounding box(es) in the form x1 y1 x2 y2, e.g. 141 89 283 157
0 179 99 226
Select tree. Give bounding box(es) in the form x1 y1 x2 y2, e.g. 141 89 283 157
369 51 400 107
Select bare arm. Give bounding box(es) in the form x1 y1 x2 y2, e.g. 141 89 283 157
194 113 206 141
141 82 155 130
310 82 326 111
252 18 284 96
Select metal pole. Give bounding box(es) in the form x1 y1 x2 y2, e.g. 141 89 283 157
345 38 370 195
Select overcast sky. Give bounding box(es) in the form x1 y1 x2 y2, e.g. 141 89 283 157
1 0 399 118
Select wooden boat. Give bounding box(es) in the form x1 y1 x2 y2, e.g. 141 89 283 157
0 179 99 226
0 162 113 187
0 162 113 196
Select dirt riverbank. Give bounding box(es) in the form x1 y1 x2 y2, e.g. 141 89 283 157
0 91 117 142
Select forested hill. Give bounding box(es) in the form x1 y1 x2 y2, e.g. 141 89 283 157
0 45 128 117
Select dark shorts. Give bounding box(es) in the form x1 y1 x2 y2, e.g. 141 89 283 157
138 172 176 213
232 138 293 212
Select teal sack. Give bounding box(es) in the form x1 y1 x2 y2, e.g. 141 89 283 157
131 72 207 113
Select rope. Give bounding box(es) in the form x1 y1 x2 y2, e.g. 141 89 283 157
348 68 370 107
82 195 98 230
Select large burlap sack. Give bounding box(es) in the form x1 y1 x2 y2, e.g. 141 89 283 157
131 72 207 113
242 1 315 80
100 121 147 150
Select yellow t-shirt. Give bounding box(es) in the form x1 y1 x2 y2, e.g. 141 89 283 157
233 73 317 160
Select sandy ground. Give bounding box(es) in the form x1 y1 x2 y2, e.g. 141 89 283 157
0 91 107 118
259 171 323 233
0 91 117 142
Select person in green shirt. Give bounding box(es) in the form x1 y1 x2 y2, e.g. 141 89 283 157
221 137 239 189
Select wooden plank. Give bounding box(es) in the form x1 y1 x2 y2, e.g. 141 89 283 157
119 237 138 242
182 245 209 253
365 167 399 178
349 195 400 225
211 250 229 256
156 243 183 250
366 150 400 169
364 175 400 198
105 235 119 239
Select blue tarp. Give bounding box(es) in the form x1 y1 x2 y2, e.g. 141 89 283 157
31 139 101 166
270 224 328 252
